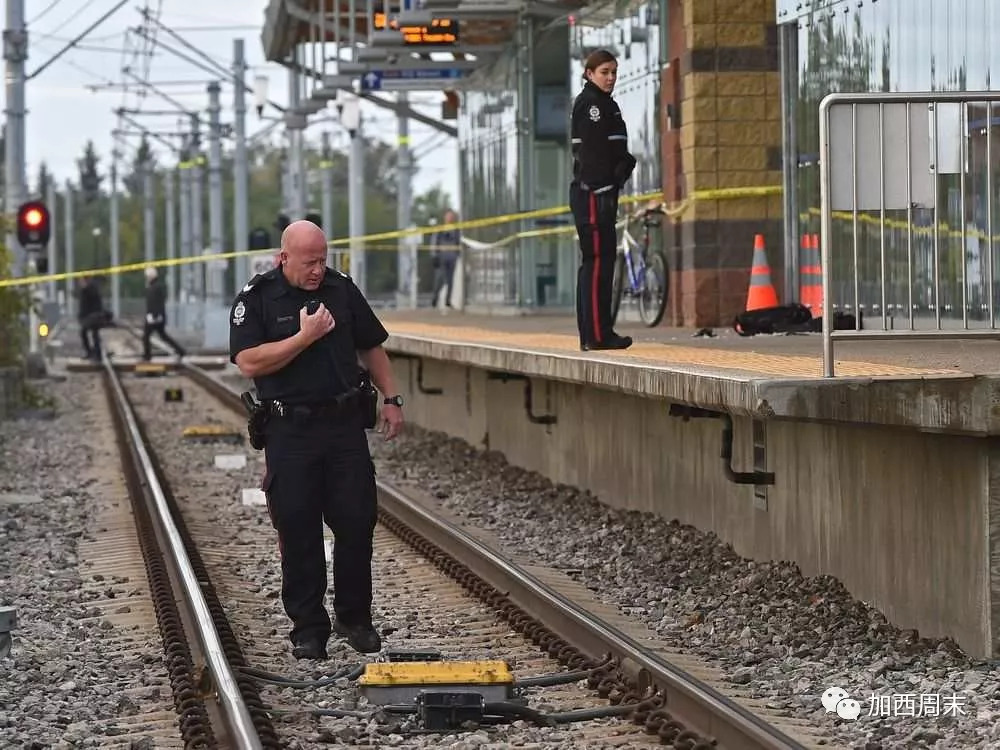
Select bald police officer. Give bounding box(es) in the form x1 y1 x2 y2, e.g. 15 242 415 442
229 220 404 659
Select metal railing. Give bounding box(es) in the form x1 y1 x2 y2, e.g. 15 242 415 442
819 90 1000 376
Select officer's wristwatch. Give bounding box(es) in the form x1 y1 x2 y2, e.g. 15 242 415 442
384 395 404 407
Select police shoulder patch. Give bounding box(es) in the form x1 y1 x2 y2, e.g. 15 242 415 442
588 105 601 122
232 299 247 326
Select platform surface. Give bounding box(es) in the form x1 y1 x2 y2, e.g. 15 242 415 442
379 310 1000 435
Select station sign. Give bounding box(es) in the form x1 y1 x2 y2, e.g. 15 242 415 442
372 12 459 44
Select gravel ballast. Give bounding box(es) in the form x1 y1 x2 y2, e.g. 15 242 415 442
368 424 997 749
0 376 181 748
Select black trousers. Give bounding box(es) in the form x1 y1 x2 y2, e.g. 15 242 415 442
570 182 619 345
80 323 102 357
261 408 377 644
142 321 185 359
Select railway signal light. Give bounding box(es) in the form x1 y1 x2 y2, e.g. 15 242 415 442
16 201 51 251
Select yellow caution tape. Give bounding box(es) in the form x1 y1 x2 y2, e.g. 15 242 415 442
0 184 782 289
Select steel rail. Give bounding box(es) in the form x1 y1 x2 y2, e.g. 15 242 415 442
102 358 265 750
373 481 807 750
186 362 809 750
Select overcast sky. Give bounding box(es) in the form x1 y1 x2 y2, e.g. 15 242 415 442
16 0 460 207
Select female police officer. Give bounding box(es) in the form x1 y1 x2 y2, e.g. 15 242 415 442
230 220 404 659
570 48 637 351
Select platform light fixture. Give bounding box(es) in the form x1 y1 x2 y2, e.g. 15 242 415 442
253 74 270 116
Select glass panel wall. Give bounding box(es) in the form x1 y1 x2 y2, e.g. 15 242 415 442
570 4 662 197
458 3 662 309
786 0 1000 327
458 57 520 306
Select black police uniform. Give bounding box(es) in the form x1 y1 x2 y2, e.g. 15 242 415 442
228 265 387 654
143 276 185 360
78 279 105 359
570 79 637 349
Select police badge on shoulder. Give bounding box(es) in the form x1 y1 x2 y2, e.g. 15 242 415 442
232 300 246 326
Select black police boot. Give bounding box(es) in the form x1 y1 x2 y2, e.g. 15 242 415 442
291 636 328 660
582 334 633 351
333 619 382 654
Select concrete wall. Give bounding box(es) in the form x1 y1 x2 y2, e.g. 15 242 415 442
396 356 995 658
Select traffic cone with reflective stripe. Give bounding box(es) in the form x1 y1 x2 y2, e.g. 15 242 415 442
800 233 823 313
745 234 779 310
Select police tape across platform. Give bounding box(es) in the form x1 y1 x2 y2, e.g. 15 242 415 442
0 184 784 289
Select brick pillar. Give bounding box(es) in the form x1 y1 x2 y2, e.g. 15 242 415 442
667 0 783 327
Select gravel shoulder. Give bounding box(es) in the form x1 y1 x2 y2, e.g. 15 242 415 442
366 423 998 749
0 376 181 749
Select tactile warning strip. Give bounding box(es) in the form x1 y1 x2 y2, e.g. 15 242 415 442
386 321 956 379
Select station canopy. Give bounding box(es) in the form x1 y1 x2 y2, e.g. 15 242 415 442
260 0 630 93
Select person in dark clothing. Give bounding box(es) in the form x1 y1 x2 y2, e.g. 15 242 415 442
430 209 461 309
77 276 105 360
142 267 185 360
229 220 405 660
570 48 637 351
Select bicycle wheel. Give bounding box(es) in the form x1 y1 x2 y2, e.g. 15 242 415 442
610 252 626 324
638 249 668 327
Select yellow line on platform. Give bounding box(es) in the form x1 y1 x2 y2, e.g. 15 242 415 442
385 322 956 379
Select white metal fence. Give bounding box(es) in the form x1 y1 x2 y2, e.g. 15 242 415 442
819 91 1000 376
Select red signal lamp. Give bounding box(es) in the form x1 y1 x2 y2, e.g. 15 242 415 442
16 201 51 250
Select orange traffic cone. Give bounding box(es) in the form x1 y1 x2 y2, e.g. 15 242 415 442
745 234 779 310
799 233 823 313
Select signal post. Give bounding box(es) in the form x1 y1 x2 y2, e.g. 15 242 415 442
16 200 52 356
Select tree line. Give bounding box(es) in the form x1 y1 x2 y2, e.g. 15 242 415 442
18 130 454 300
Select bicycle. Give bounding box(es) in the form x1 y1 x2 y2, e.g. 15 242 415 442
610 201 669 327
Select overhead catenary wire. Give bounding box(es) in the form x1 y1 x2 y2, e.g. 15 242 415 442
28 0 69 26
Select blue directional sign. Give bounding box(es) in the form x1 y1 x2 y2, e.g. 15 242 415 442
361 71 383 91
361 68 463 91
382 68 463 81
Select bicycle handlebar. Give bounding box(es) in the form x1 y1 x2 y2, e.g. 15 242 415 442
629 202 668 220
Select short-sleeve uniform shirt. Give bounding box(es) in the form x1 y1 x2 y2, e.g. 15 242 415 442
229 266 388 403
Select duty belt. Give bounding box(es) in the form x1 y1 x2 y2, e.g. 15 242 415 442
267 391 359 419
576 181 616 195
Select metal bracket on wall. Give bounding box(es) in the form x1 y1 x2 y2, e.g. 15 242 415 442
391 353 443 395
668 404 776 487
485 372 557 425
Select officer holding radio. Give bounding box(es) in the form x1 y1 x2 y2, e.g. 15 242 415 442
229 220 404 659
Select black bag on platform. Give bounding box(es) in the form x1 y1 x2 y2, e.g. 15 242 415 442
733 305 861 336
733 304 813 336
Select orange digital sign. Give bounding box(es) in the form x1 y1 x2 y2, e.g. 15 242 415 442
373 12 458 44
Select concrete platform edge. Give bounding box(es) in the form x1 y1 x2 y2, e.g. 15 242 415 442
385 334 1000 436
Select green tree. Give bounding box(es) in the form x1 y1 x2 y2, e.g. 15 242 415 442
122 135 155 196
411 185 454 226
34 161 52 199
0 241 28 367
54 134 450 302
77 140 103 204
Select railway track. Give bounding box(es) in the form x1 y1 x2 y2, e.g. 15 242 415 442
181 357 823 749
76 323 821 748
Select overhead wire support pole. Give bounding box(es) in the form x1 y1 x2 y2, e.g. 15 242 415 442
207 80 225 307
5 0 27 279
233 39 250 293
27 0 129 80
63 181 75 311
143 161 155 266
